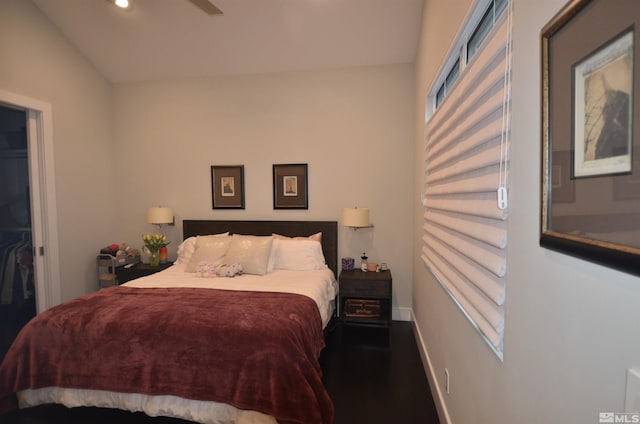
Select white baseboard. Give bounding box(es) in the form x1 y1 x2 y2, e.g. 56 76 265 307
411 310 451 424
392 306 412 321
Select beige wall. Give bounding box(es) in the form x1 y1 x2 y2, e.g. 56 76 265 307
414 0 640 423
113 65 416 318
1 2 415 315
0 0 115 301
9 0 640 421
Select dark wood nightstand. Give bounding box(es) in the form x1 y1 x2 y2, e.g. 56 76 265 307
115 262 173 284
339 269 392 346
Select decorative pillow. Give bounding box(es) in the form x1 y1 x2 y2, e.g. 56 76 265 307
195 261 219 278
184 235 231 272
222 234 273 276
272 238 327 271
196 261 243 278
196 234 231 250
215 263 243 278
175 236 197 265
175 233 228 265
272 232 322 242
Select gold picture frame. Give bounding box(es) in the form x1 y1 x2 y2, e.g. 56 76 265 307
540 0 640 276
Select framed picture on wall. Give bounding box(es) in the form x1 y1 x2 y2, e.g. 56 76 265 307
540 0 640 276
211 165 245 209
573 29 633 178
273 163 308 209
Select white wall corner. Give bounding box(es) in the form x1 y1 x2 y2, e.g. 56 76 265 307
392 306 412 321
411 310 452 424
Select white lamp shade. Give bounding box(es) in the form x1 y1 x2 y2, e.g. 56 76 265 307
146 207 173 224
342 207 371 228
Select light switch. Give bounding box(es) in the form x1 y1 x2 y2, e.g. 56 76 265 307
625 368 640 413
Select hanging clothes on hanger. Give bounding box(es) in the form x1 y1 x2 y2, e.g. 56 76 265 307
0 231 32 304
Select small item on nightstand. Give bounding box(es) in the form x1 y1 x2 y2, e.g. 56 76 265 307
367 262 378 272
159 246 168 264
379 262 388 271
360 253 368 272
341 257 355 271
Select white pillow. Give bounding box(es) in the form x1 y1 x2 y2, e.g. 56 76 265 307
272 238 327 271
222 235 273 276
175 237 197 265
272 232 322 242
267 233 322 272
175 233 228 265
185 236 232 272
196 234 231 249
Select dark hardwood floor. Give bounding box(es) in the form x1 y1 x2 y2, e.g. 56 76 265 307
322 321 439 424
1 321 439 424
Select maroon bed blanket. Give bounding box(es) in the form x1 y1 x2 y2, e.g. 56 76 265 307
0 286 333 424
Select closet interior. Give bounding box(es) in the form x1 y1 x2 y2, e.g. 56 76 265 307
0 106 35 363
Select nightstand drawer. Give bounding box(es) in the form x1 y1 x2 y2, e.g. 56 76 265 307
338 269 392 347
116 262 173 284
340 279 391 298
344 299 381 318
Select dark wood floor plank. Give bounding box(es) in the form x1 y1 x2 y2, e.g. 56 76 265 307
321 321 439 424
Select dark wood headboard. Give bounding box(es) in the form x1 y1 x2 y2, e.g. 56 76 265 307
183 220 338 276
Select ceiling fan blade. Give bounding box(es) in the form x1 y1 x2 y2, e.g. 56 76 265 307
187 0 223 16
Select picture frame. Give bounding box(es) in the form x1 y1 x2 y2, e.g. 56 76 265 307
614 152 640 199
573 30 633 178
541 0 640 276
211 165 245 209
551 150 576 203
273 163 308 209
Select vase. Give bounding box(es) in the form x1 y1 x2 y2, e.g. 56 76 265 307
159 246 168 264
149 249 160 267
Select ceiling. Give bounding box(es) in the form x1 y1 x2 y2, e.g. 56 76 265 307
32 0 424 84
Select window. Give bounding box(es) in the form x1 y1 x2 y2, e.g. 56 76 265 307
435 84 445 109
467 4 493 61
423 0 512 358
435 59 460 108
435 0 508 110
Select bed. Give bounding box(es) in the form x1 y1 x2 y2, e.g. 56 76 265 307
0 220 338 424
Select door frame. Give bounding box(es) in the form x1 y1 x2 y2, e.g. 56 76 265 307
0 89 61 312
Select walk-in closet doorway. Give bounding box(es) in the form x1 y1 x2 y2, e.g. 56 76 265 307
0 105 34 361
0 90 61 362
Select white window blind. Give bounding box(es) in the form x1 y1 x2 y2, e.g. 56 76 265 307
422 1 511 356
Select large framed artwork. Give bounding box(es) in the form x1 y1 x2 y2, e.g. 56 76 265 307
573 30 633 178
273 163 308 209
211 165 245 209
541 0 640 276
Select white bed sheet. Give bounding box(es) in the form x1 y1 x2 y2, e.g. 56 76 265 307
123 264 338 328
19 388 277 424
18 265 338 424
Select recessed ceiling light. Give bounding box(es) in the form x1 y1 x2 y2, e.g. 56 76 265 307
113 0 130 9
